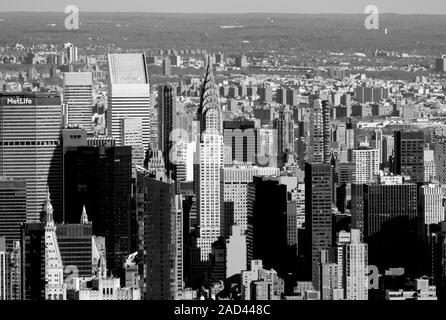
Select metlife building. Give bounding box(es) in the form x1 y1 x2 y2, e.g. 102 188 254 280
0 92 63 223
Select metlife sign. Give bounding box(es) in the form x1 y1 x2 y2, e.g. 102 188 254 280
1 96 36 106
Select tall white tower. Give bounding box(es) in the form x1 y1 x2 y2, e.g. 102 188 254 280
196 60 224 261
342 229 368 300
44 190 67 300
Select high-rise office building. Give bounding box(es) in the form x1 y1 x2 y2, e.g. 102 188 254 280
338 229 368 300
224 165 279 235
122 117 145 168
352 179 420 276
247 176 297 277
308 97 331 163
0 237 6 300
394 131 424 182
21 221 45 300
0 177 26 251
64 42 78 63
434 137 446 184
351 142 379 183
158 84 177 174
56 206 93 280
305 162 333 289
273 106 295 161
420 184 445 225
372 129 383 165
64 145 132 274
424 149 436 182
63 72 93 133
195 61 224 262
9 241 21 300
107 53 151 150
136 168 174 300
170 194 184 300
0 92 63 222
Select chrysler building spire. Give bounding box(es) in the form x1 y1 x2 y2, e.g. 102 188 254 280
197 57 222 135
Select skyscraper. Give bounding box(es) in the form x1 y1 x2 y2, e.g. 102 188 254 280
43 191 66 300
247 176 296 277
351 142 379 183
224 165 279 235
0 177 26 251
339 229 368 300
273 106 295 162
158 84 177 174
195 61 224 262
136 168 173 300
394 131 424 182
64 42 78 63
308 97 331 163
434 137 446 184
0 92 63 222
64 145 132 274
420 184 445 225
352 178 420 276
107 53 151 150
122 116 145 168
63 72 93 133
56 206 93 280
0 237 6 300
305 162 333 289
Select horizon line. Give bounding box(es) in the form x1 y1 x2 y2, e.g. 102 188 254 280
1 11 446 15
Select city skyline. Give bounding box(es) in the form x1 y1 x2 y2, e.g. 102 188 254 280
1 0 446 15
1 3 446 306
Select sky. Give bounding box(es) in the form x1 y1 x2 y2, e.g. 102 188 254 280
1 0 446 14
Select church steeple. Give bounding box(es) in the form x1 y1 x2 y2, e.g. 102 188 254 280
80 205 90 224
43 187 54 226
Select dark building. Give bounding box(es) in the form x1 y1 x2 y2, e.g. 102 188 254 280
304 162 333 289
394 131 424 182
64 145 132 275
0 178 26 251
351 182 421 276
209 237 226 285
430 222 446 298
247 176 297 278
158 84 177 176
136 170 173 300
21 222 45 300
56 208 93 280
273 106 295 158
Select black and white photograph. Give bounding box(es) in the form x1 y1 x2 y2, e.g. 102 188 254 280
0 0 446 316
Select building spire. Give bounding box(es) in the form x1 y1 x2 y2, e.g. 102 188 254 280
197 54 222 135
44 187 54 225
80 205 89 224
